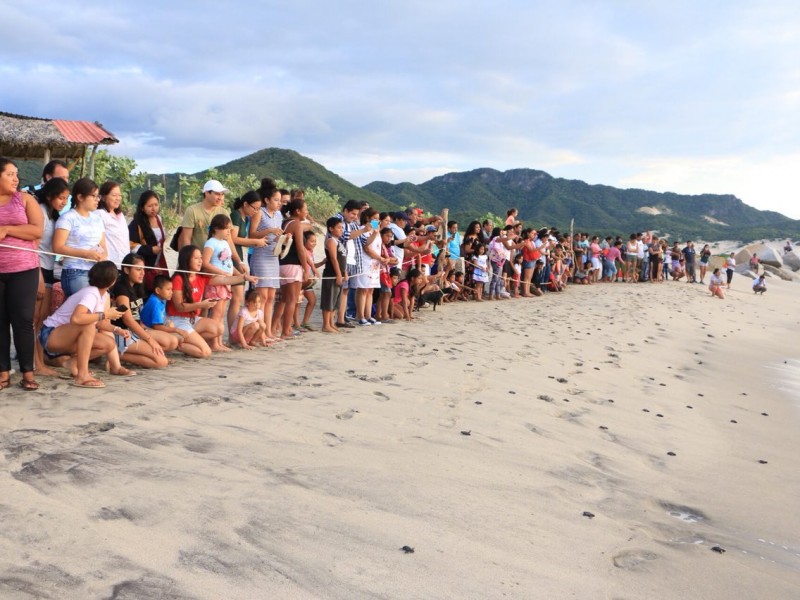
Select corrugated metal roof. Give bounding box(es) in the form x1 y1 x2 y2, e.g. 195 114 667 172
53 120 118 144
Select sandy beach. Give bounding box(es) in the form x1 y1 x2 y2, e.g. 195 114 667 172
2 272 799 599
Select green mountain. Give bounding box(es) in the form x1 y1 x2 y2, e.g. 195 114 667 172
365 168 800 242
208 148 394 210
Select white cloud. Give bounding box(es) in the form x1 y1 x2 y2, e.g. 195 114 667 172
2 0 798 223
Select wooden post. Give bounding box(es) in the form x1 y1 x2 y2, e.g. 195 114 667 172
88 144 98 179
146 175 151 191
43 148 51 166
177 178 182 212
79 146 87 177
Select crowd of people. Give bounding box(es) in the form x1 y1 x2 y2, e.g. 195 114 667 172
0 158 773 391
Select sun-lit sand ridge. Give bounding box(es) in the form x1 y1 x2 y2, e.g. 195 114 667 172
1 265 799 599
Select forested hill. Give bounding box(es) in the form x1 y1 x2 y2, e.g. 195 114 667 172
365 168 800 241
211 148 394 210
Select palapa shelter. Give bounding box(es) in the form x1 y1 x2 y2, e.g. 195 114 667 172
0 111 118 178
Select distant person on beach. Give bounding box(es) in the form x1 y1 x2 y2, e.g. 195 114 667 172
625 234 639 282
749 253 760 273
682 240 696 283
784 240 793 254
752 274 767 294
698 244 712 283
321 216 347 333
725 253 736 289
0 158 44 391
505 208 519 226
709 268 725 299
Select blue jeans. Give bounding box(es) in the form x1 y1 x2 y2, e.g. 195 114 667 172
61 268 90 298
489 262 504 297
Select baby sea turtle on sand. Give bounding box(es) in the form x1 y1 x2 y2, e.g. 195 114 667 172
711 546 726 554
667 452 676 457
758 459 768 464
400 546 415 554
460 430 471 436
582 511 595 519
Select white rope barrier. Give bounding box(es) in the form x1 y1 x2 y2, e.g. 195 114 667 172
0 242 373 282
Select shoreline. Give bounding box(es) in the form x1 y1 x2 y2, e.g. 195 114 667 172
2 273 800 598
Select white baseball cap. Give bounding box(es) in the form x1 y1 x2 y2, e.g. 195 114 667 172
202 180 229 194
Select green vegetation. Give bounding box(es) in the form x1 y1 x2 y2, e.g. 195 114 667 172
366 168 800 241
18 149 800 242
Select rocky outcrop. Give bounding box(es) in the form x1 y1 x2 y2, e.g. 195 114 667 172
734 244 783 269
762 264 796 281
782 250 800 272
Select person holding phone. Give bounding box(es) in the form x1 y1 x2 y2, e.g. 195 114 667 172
39 261 135 388
168 245 254 358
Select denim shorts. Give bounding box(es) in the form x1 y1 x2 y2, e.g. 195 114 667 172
115 330 140 354
38 325 62 359
171 315 200 332
61 268 90 297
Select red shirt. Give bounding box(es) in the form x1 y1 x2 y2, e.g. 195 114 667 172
167 274 208 317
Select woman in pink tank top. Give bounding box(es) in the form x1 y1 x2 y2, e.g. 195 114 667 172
0 158 44 391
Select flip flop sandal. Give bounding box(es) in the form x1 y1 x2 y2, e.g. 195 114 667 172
110 368 137 377
71 378 106 389
19 379 40 391
280 237 293 260
272 234 287 257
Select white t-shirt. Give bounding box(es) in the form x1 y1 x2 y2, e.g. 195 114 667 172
43 285 107 328
636 240 645 259
56 209 105 270
98 209 130 268
389 223 407 265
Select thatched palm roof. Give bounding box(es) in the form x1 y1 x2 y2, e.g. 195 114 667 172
0 111 118 160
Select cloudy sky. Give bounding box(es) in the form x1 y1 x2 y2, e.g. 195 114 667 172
4 1 799 217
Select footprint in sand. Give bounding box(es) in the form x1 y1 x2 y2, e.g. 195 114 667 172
612 550 658 570
73 422 115 435
373 391 389 401
322 432 343 446
336 409 358 420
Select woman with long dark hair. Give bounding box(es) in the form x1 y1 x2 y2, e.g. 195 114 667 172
33 177 71 377
228 191 266 331
128 190 169 291
0 158 44 390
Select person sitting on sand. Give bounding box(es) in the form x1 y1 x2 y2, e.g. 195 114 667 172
168 245 255 357
111 253 176 368
752 274 767 295
230 289 269 349
392 268 420 320
39 260 136 388
749 254 760 273
708 268 725 299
